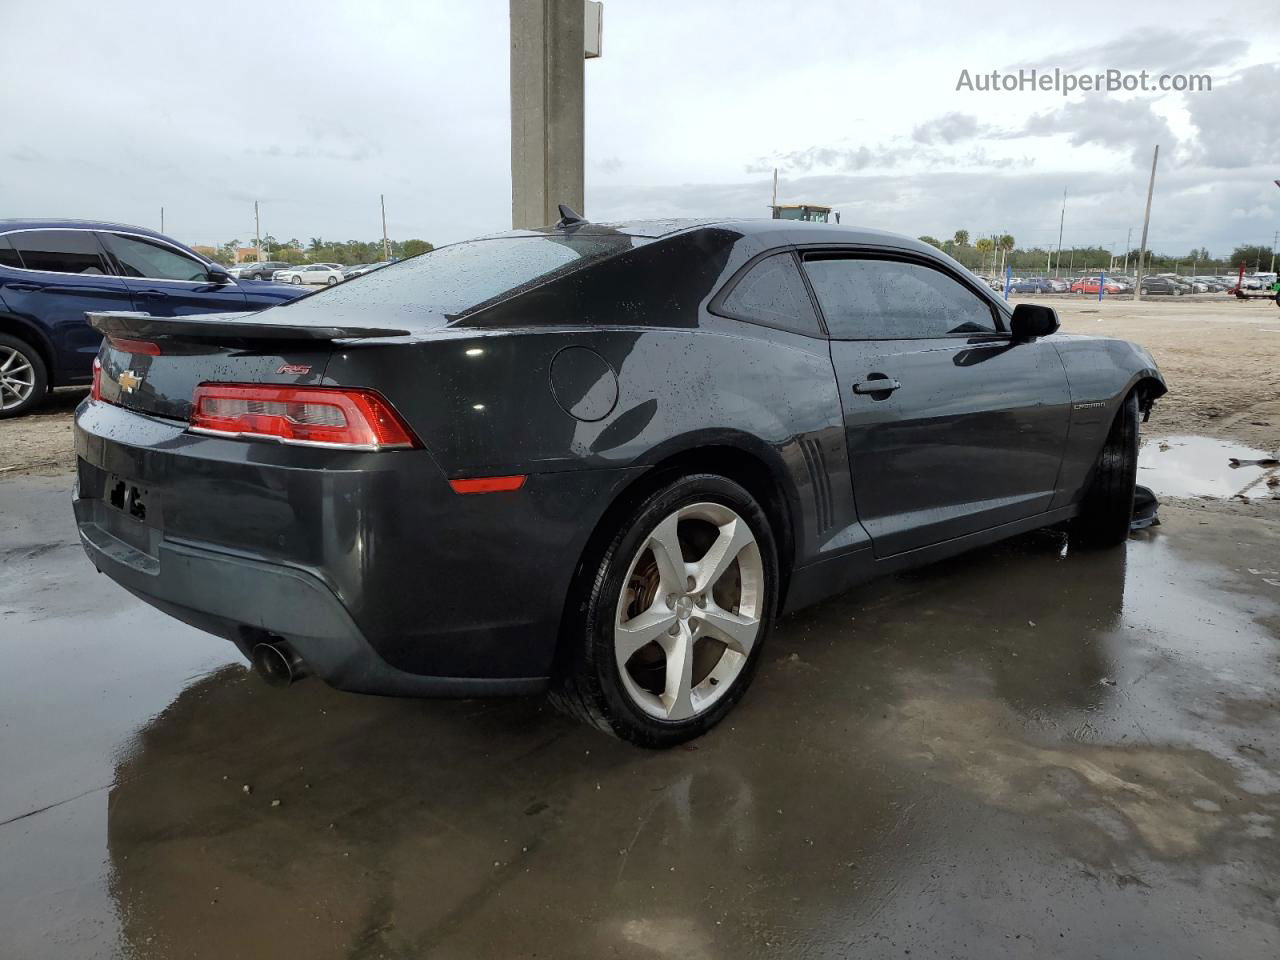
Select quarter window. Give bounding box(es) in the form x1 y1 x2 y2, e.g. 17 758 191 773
719 252 822 336
803 256 998 339
8 230 109 275
101 233 210 282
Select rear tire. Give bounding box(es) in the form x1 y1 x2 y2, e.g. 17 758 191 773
549 474 779 747
0 334 48 419
1072 392 1140 546
326 276 338 286
292 276 302 285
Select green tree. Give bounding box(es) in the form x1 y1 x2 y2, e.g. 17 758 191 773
975 236 994 273
917 235 942 248
997 234 1015 275
953 229 969 247
396 239 434 258
1228 244 1271 270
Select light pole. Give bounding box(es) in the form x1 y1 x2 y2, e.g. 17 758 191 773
1054 188 1066 278
1134 145 1160 301
381 194 390 261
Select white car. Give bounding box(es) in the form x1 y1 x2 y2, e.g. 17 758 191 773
273 264 346 286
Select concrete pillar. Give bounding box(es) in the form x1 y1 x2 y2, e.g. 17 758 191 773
510 0 585 229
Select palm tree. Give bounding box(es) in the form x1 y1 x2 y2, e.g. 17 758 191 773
309 237 324 253
975 237 994 274
953 229 970 247
997 234 1015 276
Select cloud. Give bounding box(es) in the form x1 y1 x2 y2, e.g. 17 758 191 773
1019 99 1177 167
1185 63 1280 169
590 165 1272 259
746 144 912 174
596 155 625 174
1011 29 1247 74
912 112 989 144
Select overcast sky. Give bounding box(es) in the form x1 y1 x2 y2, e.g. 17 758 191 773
4 0 1277 258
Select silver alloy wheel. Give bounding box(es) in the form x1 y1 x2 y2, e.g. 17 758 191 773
0 346 36 411
614 501 763 721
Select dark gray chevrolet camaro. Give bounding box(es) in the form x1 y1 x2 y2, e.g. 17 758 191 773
73 217 1165 746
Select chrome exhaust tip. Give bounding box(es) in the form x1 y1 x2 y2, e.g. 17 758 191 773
251 641 308 688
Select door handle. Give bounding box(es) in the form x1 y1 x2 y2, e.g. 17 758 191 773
138 290 169 299
853 378 901 395
5 282 42 292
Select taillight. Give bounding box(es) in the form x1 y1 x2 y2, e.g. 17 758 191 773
90 357 102 402
189 383 418 450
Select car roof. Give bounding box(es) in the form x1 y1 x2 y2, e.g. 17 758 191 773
492 217 942 254
0 218 172 241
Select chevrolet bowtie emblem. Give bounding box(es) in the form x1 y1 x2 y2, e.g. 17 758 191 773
117 370 142 393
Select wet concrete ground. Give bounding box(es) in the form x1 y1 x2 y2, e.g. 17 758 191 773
2 473 1278 959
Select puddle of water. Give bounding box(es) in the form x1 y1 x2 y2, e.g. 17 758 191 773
1139 435 1278 499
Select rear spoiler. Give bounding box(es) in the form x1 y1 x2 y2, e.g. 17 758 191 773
86 311 410 342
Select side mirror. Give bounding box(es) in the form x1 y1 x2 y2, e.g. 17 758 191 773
207 266 233 285
1010 302 1059 341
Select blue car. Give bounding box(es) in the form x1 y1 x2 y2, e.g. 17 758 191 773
0 219 306 417
1008 277 1054 294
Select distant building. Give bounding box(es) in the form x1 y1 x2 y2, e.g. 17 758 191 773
234 247 263 263
190 244 218 260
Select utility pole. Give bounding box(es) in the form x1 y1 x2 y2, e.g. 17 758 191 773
254 201 263 263
1123 226 1132 273
510 0 601 228
1134 145 1159 301
771 167 778 213
1054 188 1066 277
1271 229 1277 274
160 207 165 234
381 194 390 260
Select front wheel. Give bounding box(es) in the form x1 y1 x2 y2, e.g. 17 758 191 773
550 474 779 747
1072 392 1139 546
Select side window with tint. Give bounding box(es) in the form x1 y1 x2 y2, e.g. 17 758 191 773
803 257 997 339
0 235 21 269
718 252 822 336
9 230 109 275
101 233 210 282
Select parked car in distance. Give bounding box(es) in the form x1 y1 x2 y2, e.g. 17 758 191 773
274 264 346 286
1139 276 1182 295
1070 278 1123 294
1009 277 1055 294
343 261 393 279
0 219 305 417
239 261 293 281
74 217 1166 746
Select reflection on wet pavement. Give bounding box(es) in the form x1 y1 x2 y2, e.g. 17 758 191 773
1140 434 1278 499
2 475 1278 959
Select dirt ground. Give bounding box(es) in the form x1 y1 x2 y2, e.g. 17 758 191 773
2 296 1277 479
1046 294 1280 452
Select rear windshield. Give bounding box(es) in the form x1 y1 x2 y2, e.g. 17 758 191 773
279 233 644 324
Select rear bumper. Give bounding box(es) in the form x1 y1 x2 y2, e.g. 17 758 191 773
73 399 643 696
75 498 541 696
